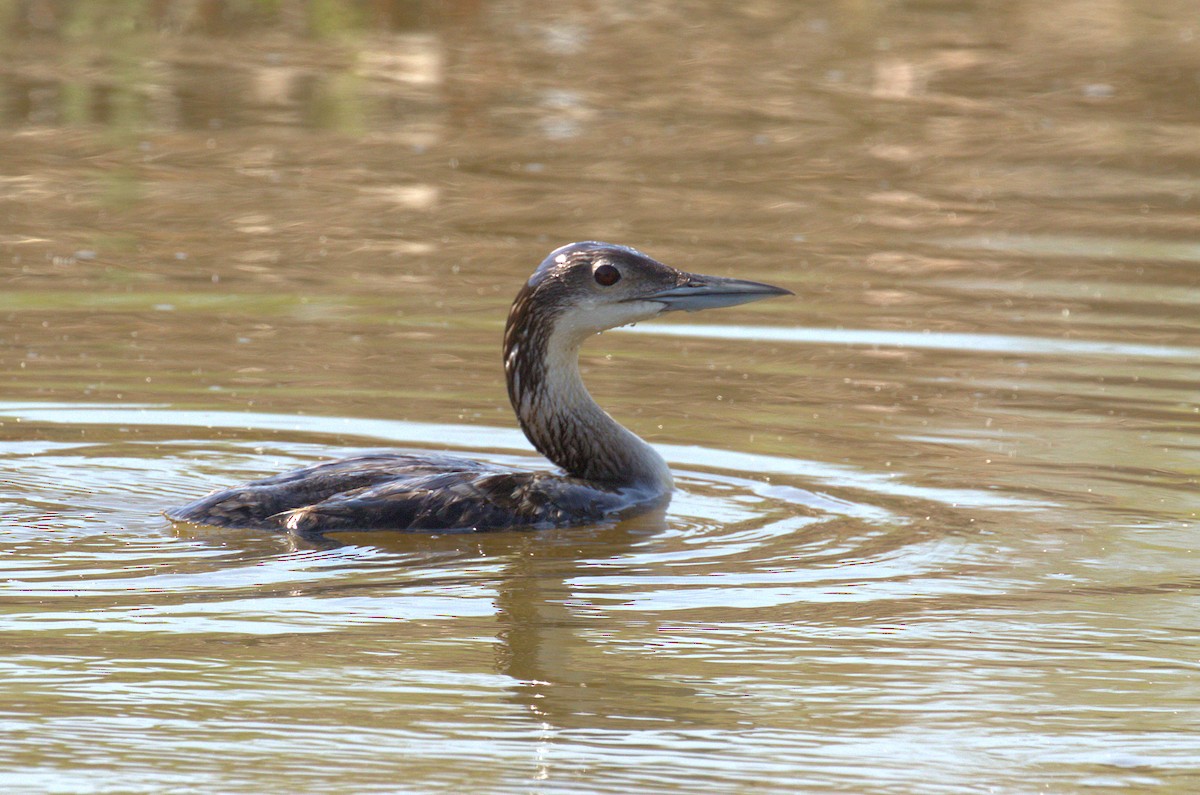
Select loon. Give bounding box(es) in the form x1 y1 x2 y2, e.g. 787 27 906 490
166 242 790 535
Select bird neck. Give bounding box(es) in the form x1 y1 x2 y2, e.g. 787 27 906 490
503 291 672 495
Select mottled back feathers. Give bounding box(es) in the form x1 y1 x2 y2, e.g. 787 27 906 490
166 453 635 534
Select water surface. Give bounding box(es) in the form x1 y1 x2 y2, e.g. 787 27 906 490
2 2 1199 793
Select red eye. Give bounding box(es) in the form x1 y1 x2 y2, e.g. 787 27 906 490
593 264 621 286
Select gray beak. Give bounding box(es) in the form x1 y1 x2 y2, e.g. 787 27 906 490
644 273 793 312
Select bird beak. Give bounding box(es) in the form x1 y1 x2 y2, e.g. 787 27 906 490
643 273 793 312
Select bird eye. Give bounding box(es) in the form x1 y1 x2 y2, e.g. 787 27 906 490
593 263 621 286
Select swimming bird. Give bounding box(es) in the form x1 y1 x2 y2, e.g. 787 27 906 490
167 242 790 535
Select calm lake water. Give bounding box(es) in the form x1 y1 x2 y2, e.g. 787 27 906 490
2 1 1199 792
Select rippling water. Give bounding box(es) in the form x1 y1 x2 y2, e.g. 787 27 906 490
3 1 1200 793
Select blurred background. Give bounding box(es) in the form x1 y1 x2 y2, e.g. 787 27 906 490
2 1 1199 793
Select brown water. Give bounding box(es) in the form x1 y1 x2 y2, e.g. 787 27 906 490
2 2 1199 792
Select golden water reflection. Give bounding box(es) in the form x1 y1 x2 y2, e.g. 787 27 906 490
2 1 1199 793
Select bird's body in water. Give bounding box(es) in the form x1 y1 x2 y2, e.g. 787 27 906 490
167 242 790 535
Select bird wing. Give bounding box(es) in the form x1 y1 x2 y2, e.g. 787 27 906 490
277 469 631 534
166 452 634 534
165 452 491 530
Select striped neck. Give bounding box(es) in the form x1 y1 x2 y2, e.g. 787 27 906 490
502 282 672 494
